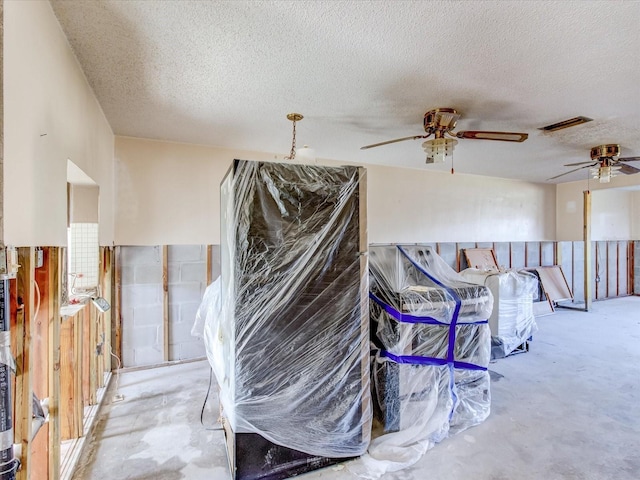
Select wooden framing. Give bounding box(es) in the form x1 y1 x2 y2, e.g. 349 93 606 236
162 245 169 362
48 248 62 480
15 247 34 480
584 190 593 310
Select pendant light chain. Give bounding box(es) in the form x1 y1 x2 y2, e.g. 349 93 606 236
284 113 303 160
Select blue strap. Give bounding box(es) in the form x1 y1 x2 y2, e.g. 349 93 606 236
381 351 487 371
369 292 489 325
395 246 466 419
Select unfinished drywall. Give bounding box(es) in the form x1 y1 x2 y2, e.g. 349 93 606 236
116 136 556 245
3 1 115 246
556 178 640 241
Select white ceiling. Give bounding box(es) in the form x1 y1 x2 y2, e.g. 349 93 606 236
50 0 640 184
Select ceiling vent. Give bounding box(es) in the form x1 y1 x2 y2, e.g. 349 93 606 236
538 116 593 132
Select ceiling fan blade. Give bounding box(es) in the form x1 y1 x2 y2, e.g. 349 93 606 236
360 135 428 150
547 164 593 181
455 131 528 142
618 156 640 162
619 163 640 175
564 160 598 167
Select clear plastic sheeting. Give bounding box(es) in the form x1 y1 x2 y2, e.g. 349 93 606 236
209 159 371 460
354 245 491 478
460 268 538 358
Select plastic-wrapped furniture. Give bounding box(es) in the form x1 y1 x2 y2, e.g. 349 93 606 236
368 245 492 447
460 268 538 358
206 160 371 480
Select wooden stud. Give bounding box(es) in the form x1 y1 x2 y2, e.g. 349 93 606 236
88 305 97 405
75 310 83 438
31 248 51 480
114 247 122 368
48 248 61 480
15 247 34 480
584 190 592 310
162 245 169 362
206 245 213 285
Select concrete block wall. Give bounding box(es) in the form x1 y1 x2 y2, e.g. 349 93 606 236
121 246 164 366
120 244 222 367
168 245 221 361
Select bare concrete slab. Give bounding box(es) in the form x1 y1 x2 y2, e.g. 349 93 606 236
73 296 640 480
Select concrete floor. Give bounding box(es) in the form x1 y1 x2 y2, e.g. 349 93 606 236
73 296 640 480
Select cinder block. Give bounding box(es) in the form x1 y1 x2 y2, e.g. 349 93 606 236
134 304 163 326
134 264 162 284
122 347 135 368
123 324 161 349
122 284 161 307
168 343 181 361
168 245 204 263
437 243 457 271
169 283 202 304
121 266 135 285
167 264 180 284
181 262 206 282
169 303 180 325
210 245 222 279
121 246 161 266
180 302 200 325
134 346 163 366
170 318 198 343
177 339 206 360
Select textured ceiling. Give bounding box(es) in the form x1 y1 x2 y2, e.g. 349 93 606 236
50 0 640 184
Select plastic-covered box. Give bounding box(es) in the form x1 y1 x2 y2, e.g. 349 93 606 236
460 268 537 358
206 160 371 480
363 245 492 476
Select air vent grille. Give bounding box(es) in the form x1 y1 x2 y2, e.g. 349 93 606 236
539 116 593 132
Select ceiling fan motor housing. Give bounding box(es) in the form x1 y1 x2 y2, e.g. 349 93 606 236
591 144 620 160
424 108 460 135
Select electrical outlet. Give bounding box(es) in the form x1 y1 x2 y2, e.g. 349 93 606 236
91 297 111 313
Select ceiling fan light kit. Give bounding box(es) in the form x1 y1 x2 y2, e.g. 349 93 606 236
361 108 528 172
423 137 457 164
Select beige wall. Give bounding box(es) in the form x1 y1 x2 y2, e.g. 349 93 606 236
116 136 556 245
631 191 640 239
115 136 276 245
69 184 100 224
367 165 555 243
591 189 633 241
3 1 114 246
556 176 640 241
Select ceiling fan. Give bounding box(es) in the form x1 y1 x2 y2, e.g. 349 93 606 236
548 144 640 183
360 108 528 170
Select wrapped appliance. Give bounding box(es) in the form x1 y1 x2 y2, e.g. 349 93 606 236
364 245 492 475
460 268 538 358
206 160 371 480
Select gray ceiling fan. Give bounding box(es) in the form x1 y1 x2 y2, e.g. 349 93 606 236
548 144 640 182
